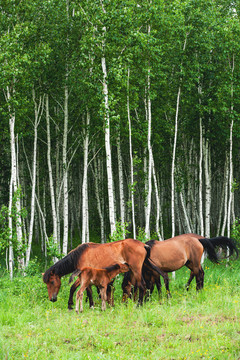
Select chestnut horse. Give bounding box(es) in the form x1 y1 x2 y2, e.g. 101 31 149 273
43 238 167 306
122 233 238 297
71 263 130 313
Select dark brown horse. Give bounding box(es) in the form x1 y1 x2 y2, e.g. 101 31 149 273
122 233 238 297
43 238 167 306
72 263 130 313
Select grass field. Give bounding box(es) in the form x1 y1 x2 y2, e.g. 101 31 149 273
0 260 239 360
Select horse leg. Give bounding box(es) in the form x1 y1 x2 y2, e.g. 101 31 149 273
122 271 133 302
131 269 146 306
155 276 162 298
107 280 115 306
68 279 80 310
76 286 86 314
99 287 107 311
163 275 171 298
86 286 94 308
185 271 195 291
199 267 204 290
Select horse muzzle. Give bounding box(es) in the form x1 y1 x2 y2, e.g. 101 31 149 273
50 295 57 302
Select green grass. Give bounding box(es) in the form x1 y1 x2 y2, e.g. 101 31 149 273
0 260 240 360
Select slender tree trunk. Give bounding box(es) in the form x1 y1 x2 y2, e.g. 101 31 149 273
26 90 44 266
62 83 69 255
127 68 136 238
199 90 204 236
82 110 90 243
204 135 211 238
101 10 116 235
8 174 14 279
117 132 126 237
145 67 153 239
46 94 58 262
7 85 24 269
227 54 235 238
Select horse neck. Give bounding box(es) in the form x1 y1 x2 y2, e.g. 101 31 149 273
54 254 76 277
107 268 121 279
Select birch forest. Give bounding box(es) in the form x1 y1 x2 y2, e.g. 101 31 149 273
1 0 240 274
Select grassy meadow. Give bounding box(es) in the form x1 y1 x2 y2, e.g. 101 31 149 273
0 260 239 360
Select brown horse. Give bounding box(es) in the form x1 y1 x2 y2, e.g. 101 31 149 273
122 233 238 297
71 263 130 313
43 238 167 306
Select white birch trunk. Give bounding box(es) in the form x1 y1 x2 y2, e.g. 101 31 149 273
62 84 69 255
127 68 136 238
26 90 44 266
204 135 211 238
7 86 24 269
171 85 181 239
151 148 162 240
227 55 235 238
46 94 58 262
179 192 192 233
101 18 116 235
221 155 229 236
82 109 90 243
145 68 153 239
117 132 126 237
199 94 204 236
8 174 14 279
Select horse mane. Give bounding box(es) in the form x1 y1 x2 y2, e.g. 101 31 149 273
145 240 157 248
43 243 89 283
103 264 120 273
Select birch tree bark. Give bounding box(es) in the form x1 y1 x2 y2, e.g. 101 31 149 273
26 89 44 267
145 67 153 239
82 109 90 243
46 94 58 262
117 132 126 238
204 135 211 238
227 54 235 238
62 82 69 255
127 68 136 238
8 174 14 279
6 85 24 269
101 1 116 235
198 89 204 236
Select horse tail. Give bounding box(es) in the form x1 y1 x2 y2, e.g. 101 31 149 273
199 236 239 263
144 244 168 281
69 269 82 284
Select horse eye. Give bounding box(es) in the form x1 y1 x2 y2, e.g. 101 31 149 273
51 281 54 285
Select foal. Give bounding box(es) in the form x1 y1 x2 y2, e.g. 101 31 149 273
71 263 129 313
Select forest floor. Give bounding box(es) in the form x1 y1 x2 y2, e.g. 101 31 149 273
0 260 239 360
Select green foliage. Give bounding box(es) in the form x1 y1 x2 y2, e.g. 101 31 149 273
231 218 240 247
46 235 62 260
0 187 27 257
109 221 130 242
136 227 149 243
24 256 41 276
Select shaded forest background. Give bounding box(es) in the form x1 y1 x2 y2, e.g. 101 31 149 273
1 0 240 274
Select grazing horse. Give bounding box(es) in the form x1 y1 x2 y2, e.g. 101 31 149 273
43 238 168 306
71 263 130 313
145 234 238 291
122 233 238 297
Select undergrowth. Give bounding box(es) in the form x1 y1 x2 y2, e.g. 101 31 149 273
0 260 239 360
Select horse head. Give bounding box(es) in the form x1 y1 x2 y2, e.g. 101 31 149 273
43 270 61 302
